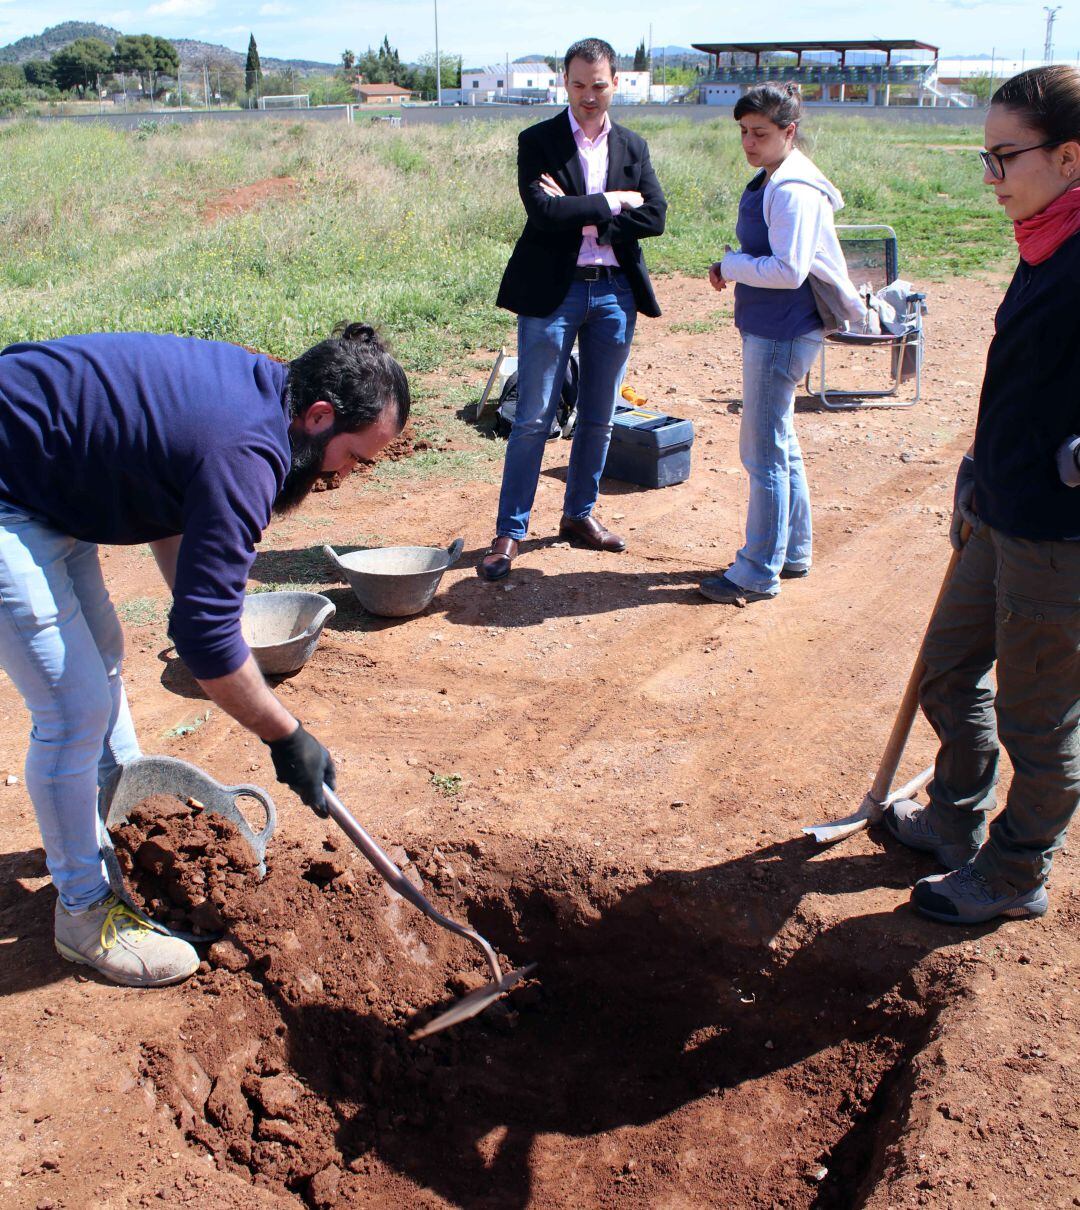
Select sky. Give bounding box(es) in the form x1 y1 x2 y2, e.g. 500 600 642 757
0 0 1077 67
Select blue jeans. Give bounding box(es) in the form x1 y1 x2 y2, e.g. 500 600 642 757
496 276 637 541
0 505 141 911
728 331 822 595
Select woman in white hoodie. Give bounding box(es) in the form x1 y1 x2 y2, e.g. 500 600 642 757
700 83 863 605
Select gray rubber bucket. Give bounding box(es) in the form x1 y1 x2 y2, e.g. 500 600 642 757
241 590 335 675
324 539 463 618
97 755 276 941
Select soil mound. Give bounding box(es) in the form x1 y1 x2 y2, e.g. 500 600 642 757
112 794 258 935
143 835 966 1208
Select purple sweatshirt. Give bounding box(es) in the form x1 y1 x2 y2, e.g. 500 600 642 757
0 333 292 678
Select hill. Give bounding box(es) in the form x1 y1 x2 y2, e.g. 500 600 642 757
0 21 336 73
0 20 118 63
171 37 334 74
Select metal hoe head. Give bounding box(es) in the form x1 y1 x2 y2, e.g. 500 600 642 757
321 786 535 1039
410 962 538 1041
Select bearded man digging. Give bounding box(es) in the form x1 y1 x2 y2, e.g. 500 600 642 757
0 324 408 986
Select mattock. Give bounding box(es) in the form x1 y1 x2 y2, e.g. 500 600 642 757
322 785 536 1039
803 539 965 845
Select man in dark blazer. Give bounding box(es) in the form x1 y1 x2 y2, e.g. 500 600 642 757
479 36 667 581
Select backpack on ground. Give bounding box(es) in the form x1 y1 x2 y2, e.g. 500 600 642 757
495 353 579 440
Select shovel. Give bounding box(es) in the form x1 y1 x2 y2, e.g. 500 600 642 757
803 540 964 845
321 785 535 1039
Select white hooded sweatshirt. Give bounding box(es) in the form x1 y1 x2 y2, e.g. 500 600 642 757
719 147 865 328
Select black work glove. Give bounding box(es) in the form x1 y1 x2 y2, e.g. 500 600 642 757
265 723 335 817
949 455 979 552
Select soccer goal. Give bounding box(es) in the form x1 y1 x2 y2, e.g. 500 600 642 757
258 94 311 110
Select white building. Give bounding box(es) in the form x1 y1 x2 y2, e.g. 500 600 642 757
461 62 652 104
461 61 559 102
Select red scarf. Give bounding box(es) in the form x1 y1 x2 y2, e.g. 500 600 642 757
1014 185 1080 265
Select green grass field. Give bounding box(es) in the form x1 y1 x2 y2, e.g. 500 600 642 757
0 113 1010 378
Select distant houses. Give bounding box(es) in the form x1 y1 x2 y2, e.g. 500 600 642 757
460 60 651 105
352 81 416 105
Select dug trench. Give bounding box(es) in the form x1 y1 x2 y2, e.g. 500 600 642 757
141 830 972 1208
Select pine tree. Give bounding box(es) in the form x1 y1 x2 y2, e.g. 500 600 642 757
633 40 647 72
245 34 262 98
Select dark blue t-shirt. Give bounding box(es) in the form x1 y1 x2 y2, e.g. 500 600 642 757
733 172 821 341
0 333 292 678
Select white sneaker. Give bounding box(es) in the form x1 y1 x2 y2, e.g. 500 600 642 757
54 893 199 987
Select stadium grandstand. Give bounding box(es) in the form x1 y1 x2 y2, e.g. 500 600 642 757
690 40 974 107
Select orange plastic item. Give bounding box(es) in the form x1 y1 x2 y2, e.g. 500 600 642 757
620 385 649 407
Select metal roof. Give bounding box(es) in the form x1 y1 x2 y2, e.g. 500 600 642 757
692 40 938 56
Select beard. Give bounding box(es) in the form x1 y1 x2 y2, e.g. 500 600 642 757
274 429 334 515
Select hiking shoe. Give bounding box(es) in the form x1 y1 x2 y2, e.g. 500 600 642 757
699 574 775 605
912 865 1049 925
55 893 199 987
885 799 984 870
780 564 810 579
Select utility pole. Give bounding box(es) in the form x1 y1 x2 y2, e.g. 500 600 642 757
1044 6 1061 64
433 0 441 106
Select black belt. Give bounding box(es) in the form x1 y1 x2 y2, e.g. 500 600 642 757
574 265 624 282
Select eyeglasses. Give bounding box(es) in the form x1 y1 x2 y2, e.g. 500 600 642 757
979 140 1063 180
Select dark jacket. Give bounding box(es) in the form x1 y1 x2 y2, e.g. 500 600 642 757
496 110 667 319
974 229 1080 542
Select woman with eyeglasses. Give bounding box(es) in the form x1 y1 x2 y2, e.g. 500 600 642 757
699 82 865 606
886 65 1080 926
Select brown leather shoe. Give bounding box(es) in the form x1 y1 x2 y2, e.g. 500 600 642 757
558 514 626 552
478 536 518 581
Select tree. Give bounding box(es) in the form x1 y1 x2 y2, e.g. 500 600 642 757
415 50 460 98
245 33 262 99
633 39 648 72
23 60 55 89
51 37 113 94
341 49 356 78
112 34 177 93
964 74 996 104
0 64 25 90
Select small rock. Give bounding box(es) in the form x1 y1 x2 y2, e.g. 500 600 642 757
207 939 248 973
5 774 18 786
309 1164 341 1207
250 1073 304 1119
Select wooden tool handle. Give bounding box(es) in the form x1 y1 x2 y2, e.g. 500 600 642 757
868 541 964 803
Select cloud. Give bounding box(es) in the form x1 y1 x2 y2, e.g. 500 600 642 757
258 2 293 13
147 0 216 15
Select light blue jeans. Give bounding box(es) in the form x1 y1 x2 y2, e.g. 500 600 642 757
496 276 637 541
0 505 141 911
727 331 823 596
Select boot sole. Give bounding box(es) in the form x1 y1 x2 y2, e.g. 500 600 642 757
55 941 198 987
913 899 1049 925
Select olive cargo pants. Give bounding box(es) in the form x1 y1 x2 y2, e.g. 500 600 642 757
918 524 1080 892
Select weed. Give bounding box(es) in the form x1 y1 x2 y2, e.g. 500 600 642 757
669 312 728 335
165 710 212 739
116 597 163 626
430 772 463 798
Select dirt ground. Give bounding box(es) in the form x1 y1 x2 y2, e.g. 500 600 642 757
1 272 1077 1210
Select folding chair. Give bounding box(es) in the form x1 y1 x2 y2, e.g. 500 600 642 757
805 224 927 410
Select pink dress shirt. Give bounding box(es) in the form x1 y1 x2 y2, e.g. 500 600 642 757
568 110 621 268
